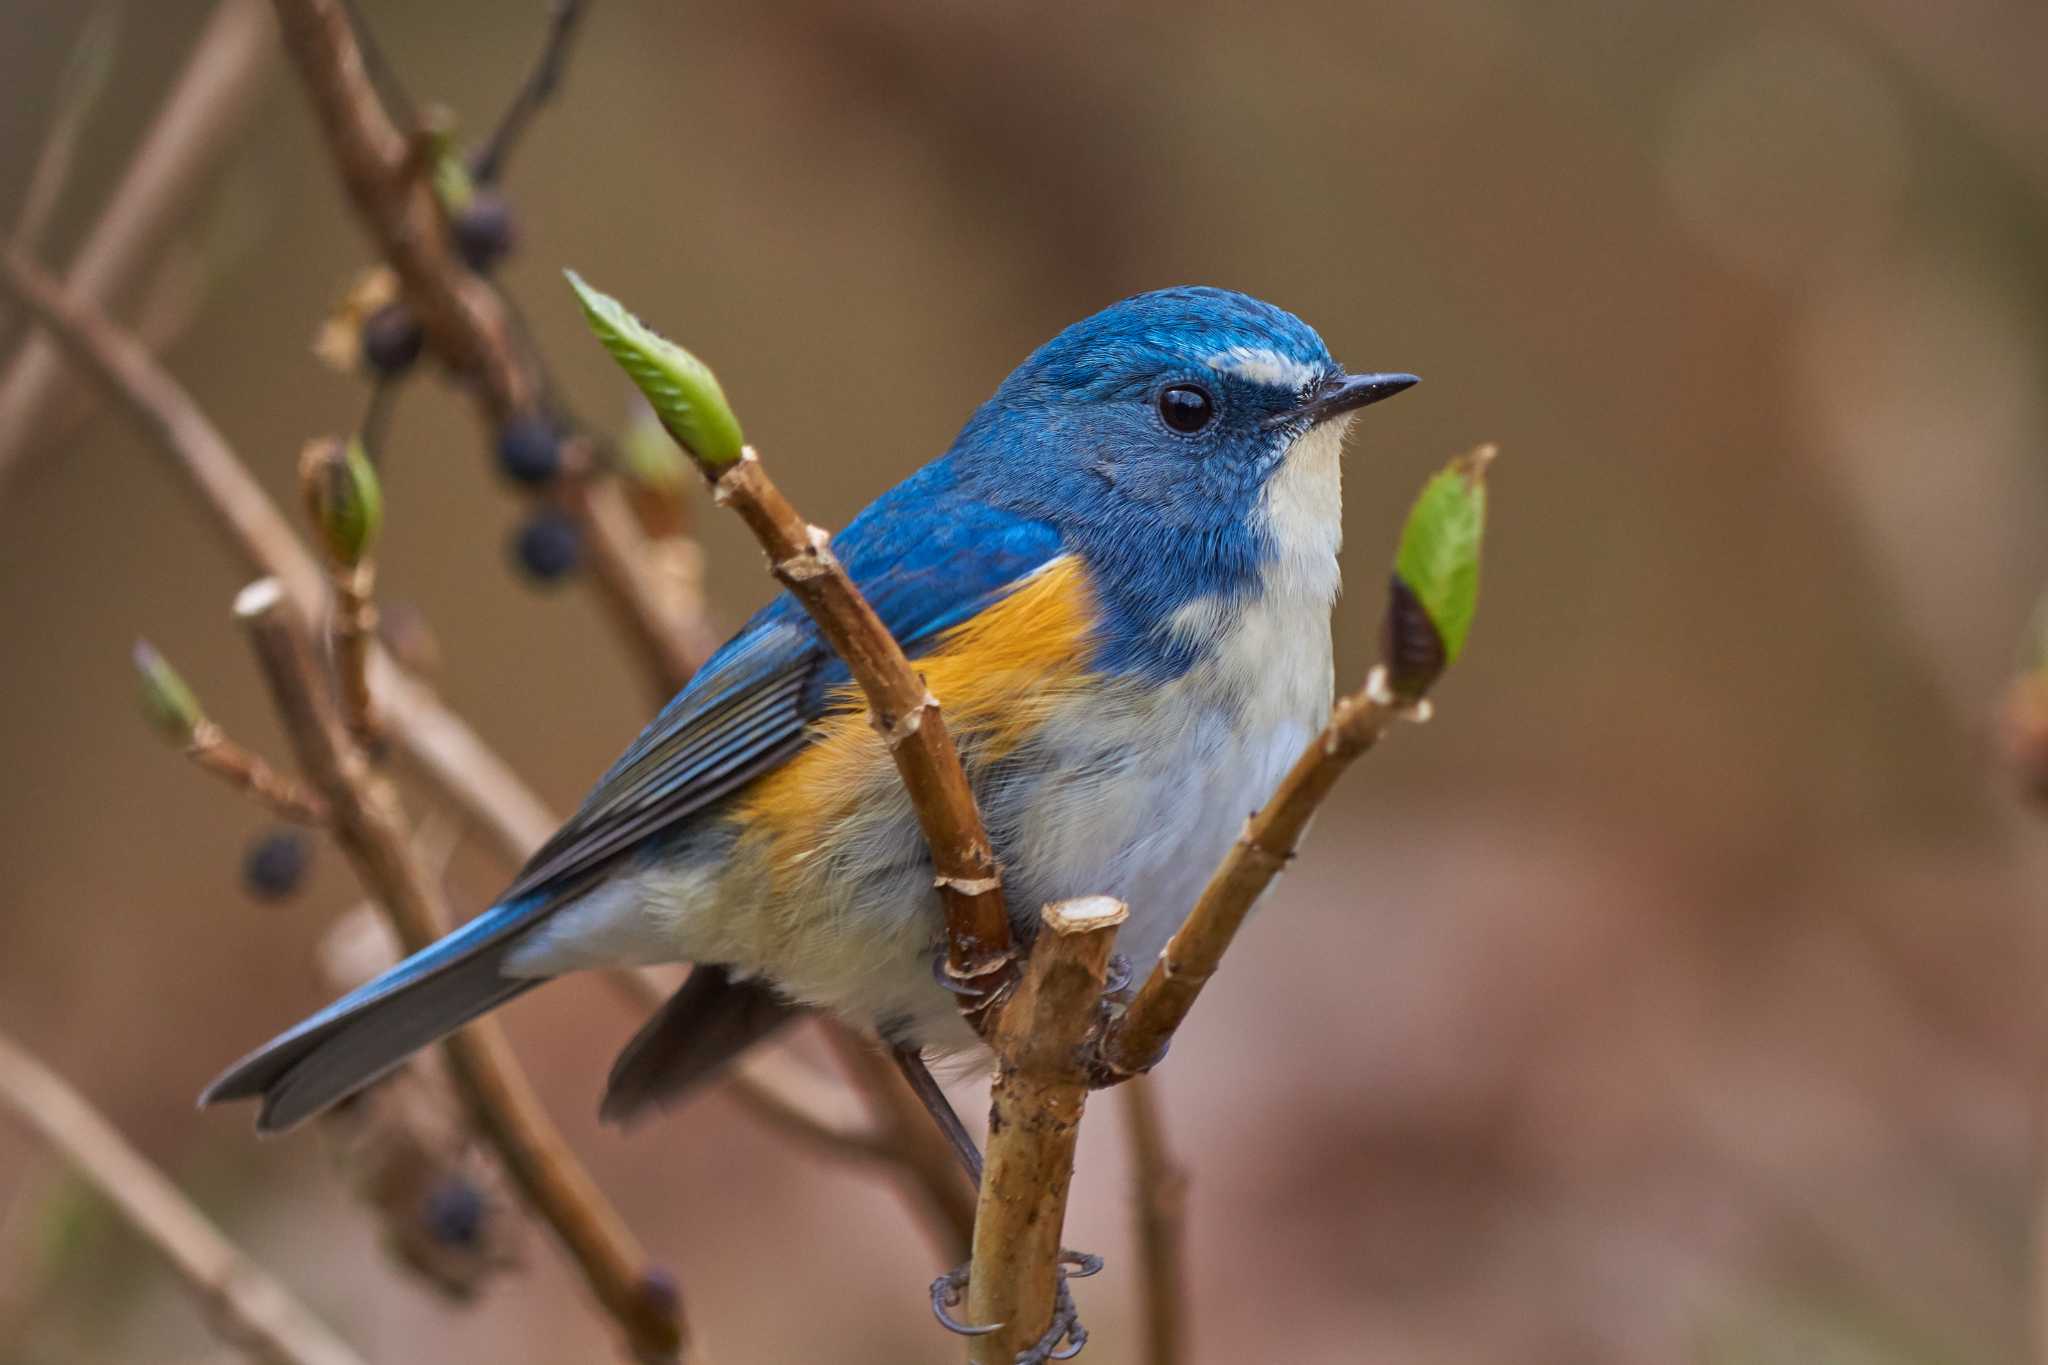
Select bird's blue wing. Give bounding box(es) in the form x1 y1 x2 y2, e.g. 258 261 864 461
203 459 1063 1131
502 458 1063 900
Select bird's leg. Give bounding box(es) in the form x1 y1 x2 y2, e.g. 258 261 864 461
892 1043 1102 1360
889 1043 982 1188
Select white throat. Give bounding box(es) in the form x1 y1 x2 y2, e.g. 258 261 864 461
1258 414 1349 609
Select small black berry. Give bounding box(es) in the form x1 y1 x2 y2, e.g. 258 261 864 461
512 511 581 584
421 1175 487 1249
360 302 424 376
453 190 517 272
242 829 311 902
495 414 562 486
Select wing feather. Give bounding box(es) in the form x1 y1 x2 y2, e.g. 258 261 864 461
498 463 1064 904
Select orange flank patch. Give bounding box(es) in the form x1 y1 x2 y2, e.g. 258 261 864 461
733 557 1099 865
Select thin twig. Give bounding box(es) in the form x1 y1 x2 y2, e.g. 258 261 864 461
0 0 275 493
234 578 688 1363
470 0 590 185
267 0 705 694
332 563 378 744
187 719 329 823
966 895 1126 1361
0 245 556 875
1099 676 1427 1082
316 888 526 1301
708 450 1017 1010
1119 1077 1188 1365
0 1029 366 1365
8 4 121 263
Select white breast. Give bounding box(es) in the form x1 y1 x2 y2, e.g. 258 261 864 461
1004 416 1346 972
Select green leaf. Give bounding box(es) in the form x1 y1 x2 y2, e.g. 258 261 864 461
564 270 745 469
1388 444 1493 687
133 639 203 742
301 436 383 567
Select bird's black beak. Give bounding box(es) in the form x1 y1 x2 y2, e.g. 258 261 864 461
1269 371 1419 428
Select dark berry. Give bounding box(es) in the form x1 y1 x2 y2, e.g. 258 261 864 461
421 1176 486 1249
360 302 424 376
452 190 517 272
495 414 562 485
242 829 311 902
511 511 581 584
637 1267 681 1320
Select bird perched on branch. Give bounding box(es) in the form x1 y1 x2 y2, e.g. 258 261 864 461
203 287 1416 1134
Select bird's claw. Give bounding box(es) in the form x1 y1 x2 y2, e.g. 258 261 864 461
930 951 990 998
1101 953 1134 999
931 1262 1001 1337
928 1251 1102 1361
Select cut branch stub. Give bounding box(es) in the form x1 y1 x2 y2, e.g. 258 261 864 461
967 895 1127 1362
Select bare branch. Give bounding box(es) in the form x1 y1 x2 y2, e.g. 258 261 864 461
470 0 591 186
316 900 525 1300
0 245 556 876
8 4 120 264
0 0 276 492
233 579 688 1363
266 0 705 693
569 278 1020 1005
1119 1077 1188 1365
966 895 1126 1361
1100 680 1425 1082
0 1029 366 1365
715 450 1018 1007
188 719 330 823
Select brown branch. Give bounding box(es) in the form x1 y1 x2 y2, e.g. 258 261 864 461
315 900 525 1300
187 719 329 823
1119 1076 1188 1365
3 207 976 1342
965 895 1126 1361
266 0 704 694
706 451 1016 1007
332 563 378 743
233 578 688 1363
0 244 555 876
0 0 276 493
0 1028 366 1365
1100 677 1425 1082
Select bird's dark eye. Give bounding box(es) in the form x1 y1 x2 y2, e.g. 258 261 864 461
1158 384 1215 434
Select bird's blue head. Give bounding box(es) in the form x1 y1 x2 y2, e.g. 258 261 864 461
949 286 1416 673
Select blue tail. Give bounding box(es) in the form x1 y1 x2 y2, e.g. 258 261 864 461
201 896 549 1133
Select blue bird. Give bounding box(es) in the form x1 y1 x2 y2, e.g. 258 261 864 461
202 286 1417 1135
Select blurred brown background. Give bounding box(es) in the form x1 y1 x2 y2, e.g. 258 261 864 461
3 0 2046 1360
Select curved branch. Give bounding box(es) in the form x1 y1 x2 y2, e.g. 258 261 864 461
0 245 556 873
0 0 276 492
235 580 688 1363
266 0 704 692
0 1029 365 1365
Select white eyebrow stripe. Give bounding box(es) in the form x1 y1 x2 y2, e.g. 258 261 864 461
1205 346 1321 390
